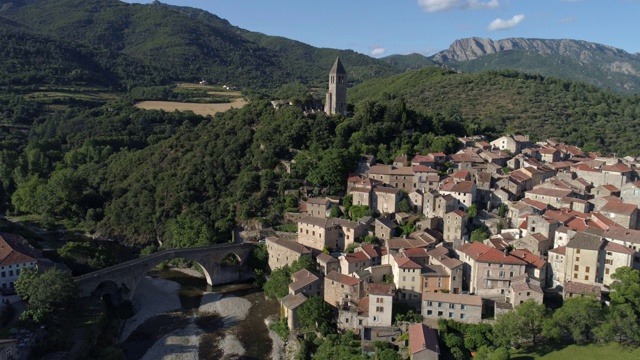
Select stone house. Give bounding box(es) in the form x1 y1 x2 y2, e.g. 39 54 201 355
280 293 307 331
524 188 575 208
599 201 639 229
428 245 464 294
324 271 364 308
525 214 560 241
592 184 620 198
539 148 561 163
589 227 640 270
306 197 334 218
316 252 340 275
456 242 528 298
601 241 635 285
350 187 372 207
340 245 383 276
563 281 602 301
443 210 468 242
0 233 38 291
439 181 477 211
372 187 402 214
490 135 529 155
390 254 423 302
408 323 441 360
549 246 566 287
297 217 366 253
409 189 424 213
509 274 544 307
374 217 398 240
510 249 550 288
368 283 396 327
510 233 552 257
289 269 322 297
0 339 17 360
413 166 439 191
422 264 450 294
620 181 640 206
421 292 483 324
265 237 311 271
564 232 604 284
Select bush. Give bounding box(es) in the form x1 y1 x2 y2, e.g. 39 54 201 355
269 317 290 341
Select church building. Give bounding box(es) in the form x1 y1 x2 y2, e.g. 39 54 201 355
324 57 347 116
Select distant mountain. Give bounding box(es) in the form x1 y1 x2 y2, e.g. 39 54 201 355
429 37 640 94
0 0 399 89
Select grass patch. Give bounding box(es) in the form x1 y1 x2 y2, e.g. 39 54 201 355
511 342 640 360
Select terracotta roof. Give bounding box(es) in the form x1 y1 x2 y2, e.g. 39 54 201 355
412 165 437 173
316 252 339 264
510 249 547 269
359 244 382 259
402 247 430 258
422 264 448 276
549 246 567 256
601 184 620 192
566 232 604 251
564 281 602 297
421 292 483 306
521 198 548 210
448 210 468 217
412 154 435 163
289 270 320 292
526 188 574 198
451 170 471 179
457 242 491 260
326 271 361 286
374 187 402 195
394 255 423 269
0 233 37 267
342 251 370 263
408 324 440 356
368 283 396 296
601 163 632 172
604 241 635 255
440 181 475 193
476 248 528 265
601 201 638 216
281 293 307 309
596 227 640 244
572 163 599 172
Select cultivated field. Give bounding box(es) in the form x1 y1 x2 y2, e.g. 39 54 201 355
135 97 247 116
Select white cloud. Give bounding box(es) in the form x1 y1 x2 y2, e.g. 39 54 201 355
418 0 500 12
559 16 576 23
467 0 500 9
371 47 387 56
418 0 460 13
487 14 525 31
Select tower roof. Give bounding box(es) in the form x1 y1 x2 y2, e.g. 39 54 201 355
330 57 347 75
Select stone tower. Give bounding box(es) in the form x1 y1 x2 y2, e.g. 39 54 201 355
325 57 347 116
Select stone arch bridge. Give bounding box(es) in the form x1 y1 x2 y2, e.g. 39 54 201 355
74 242 255 300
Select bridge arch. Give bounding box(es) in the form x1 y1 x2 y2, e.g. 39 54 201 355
74 243 255 298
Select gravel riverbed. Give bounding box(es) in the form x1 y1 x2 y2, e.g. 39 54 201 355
121 275 260 359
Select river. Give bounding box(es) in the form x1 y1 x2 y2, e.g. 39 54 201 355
121 269 279 360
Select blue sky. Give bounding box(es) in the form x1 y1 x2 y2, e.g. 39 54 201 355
124 0 640 57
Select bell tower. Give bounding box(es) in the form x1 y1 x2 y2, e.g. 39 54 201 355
325 57 347 115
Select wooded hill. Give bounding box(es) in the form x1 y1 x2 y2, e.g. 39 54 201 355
0 0 398 89
349 67 640 156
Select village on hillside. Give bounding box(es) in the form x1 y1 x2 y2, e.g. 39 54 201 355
263 131 640 357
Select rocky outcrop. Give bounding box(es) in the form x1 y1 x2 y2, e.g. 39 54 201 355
432 37 634 64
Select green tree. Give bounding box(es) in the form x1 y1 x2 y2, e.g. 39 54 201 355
398 198 411 213
14 267 38 302
467 204 478 219
609 267 640 313
164 213 215 248
498 203 507 218
464 323 493 351
470 227 489 242
263 265 291 300
297 296 334 335
17 269 77 323
349 205 373 221
543 296 603 344
345 242 359 253
329 206 343 218
595 303 640 343
494 300 548 348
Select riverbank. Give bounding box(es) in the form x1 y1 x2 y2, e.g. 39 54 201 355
121 272 274 359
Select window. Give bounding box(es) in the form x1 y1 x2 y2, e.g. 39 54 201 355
606 268 610 275
437 311 443 317
499 264 504 268
460 314 466 320
449 312 454 318
585 275 589 280
510 272 514 277
486 270 491 276
460 305 467 310
376 306 384 313
576 257 580 262
373 316 378 322
576 249 581 254
427 310 433 315
449 303 455 309
499 271 505 278
427 301 433 307
437 302 443 308
574 273 578 279
574 265 579 271
585 266 590 272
